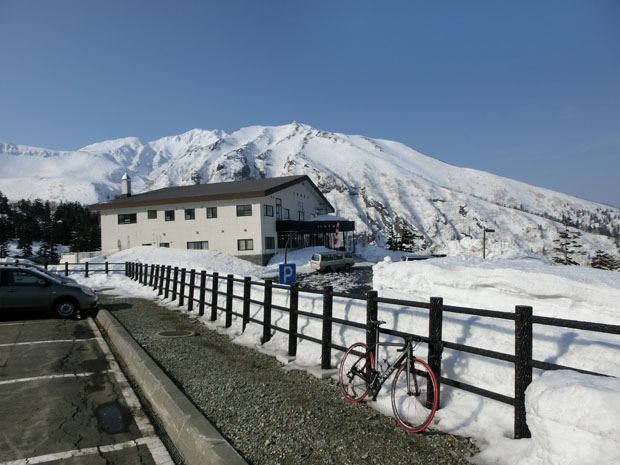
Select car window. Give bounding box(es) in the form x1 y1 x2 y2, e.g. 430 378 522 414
10 270 48 286
311 254 321 261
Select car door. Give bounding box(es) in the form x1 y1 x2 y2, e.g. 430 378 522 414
3 270 53 310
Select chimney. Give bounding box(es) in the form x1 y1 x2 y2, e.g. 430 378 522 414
121 173 132 197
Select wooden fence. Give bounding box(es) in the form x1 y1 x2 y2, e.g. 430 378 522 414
125 261 620 439
45 262 126 277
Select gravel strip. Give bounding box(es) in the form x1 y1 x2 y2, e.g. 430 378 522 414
100 296 479 465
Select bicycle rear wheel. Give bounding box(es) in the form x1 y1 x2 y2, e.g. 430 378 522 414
391 357 438 432
339 342 375 402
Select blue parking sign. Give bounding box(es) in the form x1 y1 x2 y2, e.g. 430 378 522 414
279 264 297 285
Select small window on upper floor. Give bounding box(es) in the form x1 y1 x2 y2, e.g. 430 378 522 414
264 205 274 217
206 207 217 219
185 208 195 220
165 210 175 221
118 213 137 224
147 210 157 219
236 205 252 217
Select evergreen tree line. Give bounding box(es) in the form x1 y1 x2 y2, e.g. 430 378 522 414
550 225 619 270
0 191 100 263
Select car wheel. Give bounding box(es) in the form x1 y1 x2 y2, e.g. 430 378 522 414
55 299 77 318
324 266 332 273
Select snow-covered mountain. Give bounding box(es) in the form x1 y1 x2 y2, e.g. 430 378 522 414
1 123 619 261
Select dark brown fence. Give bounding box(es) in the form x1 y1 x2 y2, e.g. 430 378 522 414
125 261 620 439
45 262 126 277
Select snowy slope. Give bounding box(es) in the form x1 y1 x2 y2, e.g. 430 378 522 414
1 124 619 261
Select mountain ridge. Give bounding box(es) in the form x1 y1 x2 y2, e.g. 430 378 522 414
1 122 619 261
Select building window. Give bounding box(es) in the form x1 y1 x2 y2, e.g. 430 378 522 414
237 239 253 251
187 241 208 250
147 210 157 219
165 210 175 221
236 205 252 217
117 213 137 224
141 243 152 246
264 205 274 217
298 211 305 221
265 237 275 250
283 208 290 220
206 207 217 219
160 242 170 248
185 208 195 220
276 198 282 220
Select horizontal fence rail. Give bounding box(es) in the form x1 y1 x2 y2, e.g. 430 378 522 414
124 261 620 440
44 262 126 277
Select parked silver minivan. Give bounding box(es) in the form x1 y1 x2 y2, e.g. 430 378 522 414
310 252 355 272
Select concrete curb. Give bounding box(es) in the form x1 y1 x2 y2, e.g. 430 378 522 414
96 310 248 465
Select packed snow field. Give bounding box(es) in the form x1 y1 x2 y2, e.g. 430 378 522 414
66 246 620 465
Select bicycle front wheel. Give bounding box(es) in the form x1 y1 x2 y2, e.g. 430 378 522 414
339 342 374 402
391 357 438 432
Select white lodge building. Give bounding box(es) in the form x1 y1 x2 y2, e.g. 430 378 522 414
91 175 355 265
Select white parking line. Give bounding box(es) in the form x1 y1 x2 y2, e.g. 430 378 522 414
0 436 173 465
0 372 96 386
86 318 173 464
0 339 94 348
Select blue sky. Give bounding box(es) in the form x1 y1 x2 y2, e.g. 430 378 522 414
1 0 619 207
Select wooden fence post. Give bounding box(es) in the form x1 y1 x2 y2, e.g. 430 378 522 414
515 305 533 439
179 268 186 307
66 262 70 277
143 263 148 285
149 264 154 286
164 266 172 299
242 277 251 331
428 297 444 408
321 286 333 369
198 271 206 316
188 269 196 311
85 262 89 278
172 267 179 301
158 265 165 296
262 279 273 344
225 274 234 327
366 290 378 360
210 272 219 321
288 282 299 357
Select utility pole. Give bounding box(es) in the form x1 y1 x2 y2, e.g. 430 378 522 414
483 228 495 259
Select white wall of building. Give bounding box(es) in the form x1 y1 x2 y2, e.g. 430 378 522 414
99 179 330 263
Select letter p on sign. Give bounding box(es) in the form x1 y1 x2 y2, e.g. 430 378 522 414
279 264 296 285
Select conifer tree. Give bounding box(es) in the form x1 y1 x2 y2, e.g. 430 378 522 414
590 250 620 271
552 225 586 265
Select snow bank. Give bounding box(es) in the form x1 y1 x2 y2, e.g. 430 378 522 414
373 256 620 323
476 371 620 465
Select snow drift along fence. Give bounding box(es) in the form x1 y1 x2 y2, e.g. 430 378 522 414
125 261 620 440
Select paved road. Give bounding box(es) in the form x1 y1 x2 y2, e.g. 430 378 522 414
0 313 173 465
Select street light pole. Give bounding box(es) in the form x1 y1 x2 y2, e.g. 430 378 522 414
483 228 495 259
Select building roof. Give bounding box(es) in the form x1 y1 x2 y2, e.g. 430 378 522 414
90 175 335 212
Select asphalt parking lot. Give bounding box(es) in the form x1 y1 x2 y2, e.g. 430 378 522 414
0 313 173 465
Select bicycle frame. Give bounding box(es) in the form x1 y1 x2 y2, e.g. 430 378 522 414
366 322 419 400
